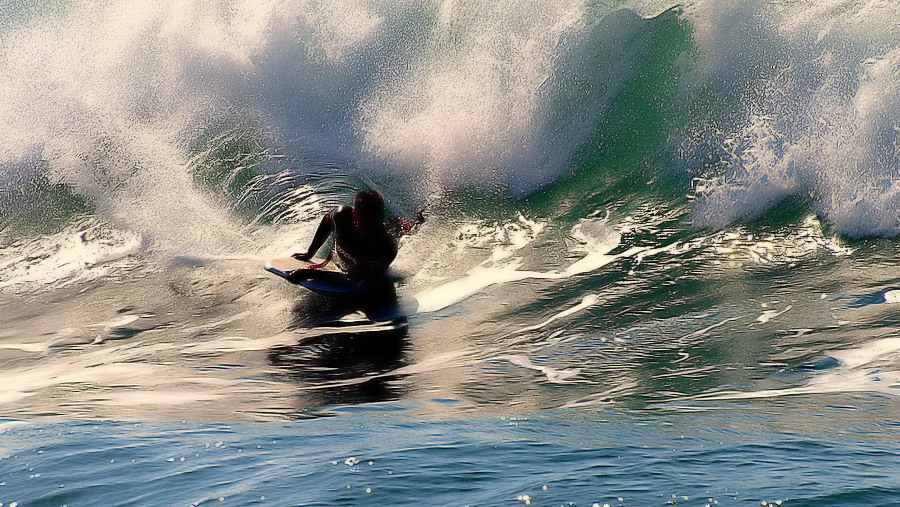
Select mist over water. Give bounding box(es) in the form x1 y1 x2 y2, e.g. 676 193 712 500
1 2 900 506
680 0 900 237
1 0 898 243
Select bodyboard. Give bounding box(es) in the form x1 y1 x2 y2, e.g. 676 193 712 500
264 257 363 295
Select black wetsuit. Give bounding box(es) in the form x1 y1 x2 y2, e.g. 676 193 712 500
329 206 397 280
296 205 397 282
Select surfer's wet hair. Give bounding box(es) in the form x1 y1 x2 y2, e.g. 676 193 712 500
354 190 385 221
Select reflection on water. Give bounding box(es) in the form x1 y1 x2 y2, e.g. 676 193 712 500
269 325 409 408
268 281 411 410
287 278 405 328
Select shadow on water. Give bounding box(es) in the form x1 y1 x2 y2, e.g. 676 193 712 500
267 280 411 408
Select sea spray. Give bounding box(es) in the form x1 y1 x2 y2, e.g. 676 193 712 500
0 0 898 258
681 0 900 237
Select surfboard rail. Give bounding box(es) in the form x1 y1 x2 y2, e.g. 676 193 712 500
264 257 364 295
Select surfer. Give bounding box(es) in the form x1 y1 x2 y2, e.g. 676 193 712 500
291 190 423 283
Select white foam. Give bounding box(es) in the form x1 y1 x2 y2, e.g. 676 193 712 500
2 0 898 245
298 349 475 392
0 1 351 262
412 260 543 314
691 336 900 401
0 222 142 291
684 0 900 237
510 294 601 336
496 354 582 383
830 336 900 370
412 217 643 313
681 316 743 340
755 305 792 324
0 360 165 405
305 1 383 63
359 3 653 195
0 0 643 252
182 332 297 354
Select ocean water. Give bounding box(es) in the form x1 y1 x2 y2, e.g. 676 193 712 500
1 0 899 505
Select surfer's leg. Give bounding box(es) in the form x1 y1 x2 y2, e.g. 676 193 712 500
359 279 402 322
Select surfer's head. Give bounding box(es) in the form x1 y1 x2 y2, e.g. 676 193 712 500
354 190 385 222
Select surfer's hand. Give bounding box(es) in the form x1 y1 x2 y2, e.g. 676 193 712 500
292 252 312 261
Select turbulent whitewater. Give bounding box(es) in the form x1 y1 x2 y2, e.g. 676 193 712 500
1 1 899 505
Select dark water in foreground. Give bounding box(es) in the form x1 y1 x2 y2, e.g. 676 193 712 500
2 400 899 506
3 0 900 505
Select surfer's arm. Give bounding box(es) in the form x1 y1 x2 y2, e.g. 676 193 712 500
385 209 426 238
293 210 336 261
